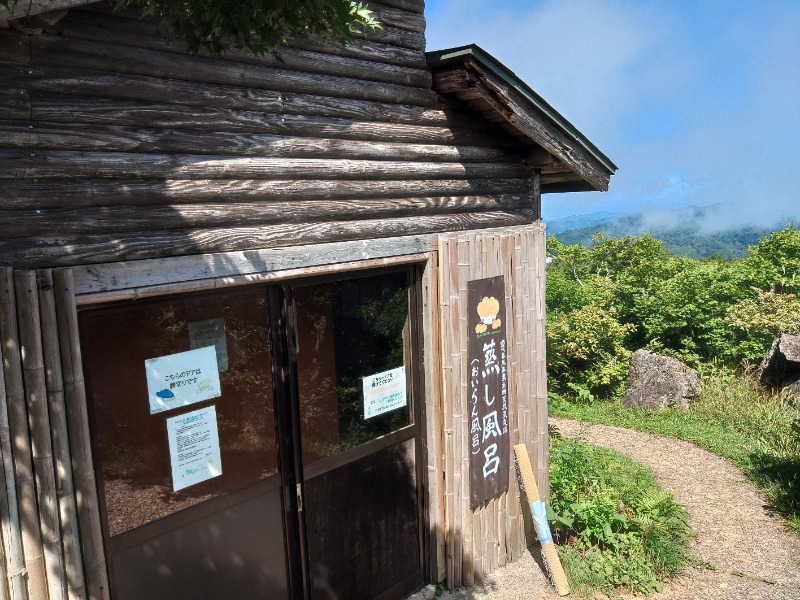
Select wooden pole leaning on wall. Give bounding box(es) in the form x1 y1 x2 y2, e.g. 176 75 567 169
513 443 569 596
0 297 26 600
0 268 48 600
37 270 87 600
14 271 68 600
52 270 110 600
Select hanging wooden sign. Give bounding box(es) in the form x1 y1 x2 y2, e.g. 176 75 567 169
467 275 510 509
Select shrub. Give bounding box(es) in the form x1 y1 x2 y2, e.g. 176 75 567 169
549 434 695 597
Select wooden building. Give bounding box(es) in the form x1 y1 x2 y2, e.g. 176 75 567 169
0 2 616 599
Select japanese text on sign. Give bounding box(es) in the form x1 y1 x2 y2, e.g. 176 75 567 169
145 346 222 414
468 276 510 509
363 366 407 419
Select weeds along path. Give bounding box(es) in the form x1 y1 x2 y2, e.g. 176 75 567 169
550 417 800 600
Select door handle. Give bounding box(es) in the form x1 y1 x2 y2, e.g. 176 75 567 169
296 483 304 512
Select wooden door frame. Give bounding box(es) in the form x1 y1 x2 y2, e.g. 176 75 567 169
53 251 437 600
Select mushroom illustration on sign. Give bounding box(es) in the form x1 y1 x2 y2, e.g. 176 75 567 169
475 296 502 334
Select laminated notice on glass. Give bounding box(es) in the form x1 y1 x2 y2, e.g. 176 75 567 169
467 276 510 509
362 366 407 419
189 317 229 371
166 406 222 491
145 346 222 414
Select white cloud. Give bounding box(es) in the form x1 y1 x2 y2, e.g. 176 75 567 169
427 1 800 230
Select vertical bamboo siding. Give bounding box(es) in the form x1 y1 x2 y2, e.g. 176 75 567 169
437 223 548 587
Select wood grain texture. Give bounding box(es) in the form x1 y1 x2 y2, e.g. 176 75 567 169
0 178 533 209
14 270 67 600
71 233 432 295
36 270 87 600
0 195 531 238
0 89 30 120
49 10 431 87
7 95 501 147
0 62 448 124
1 269 48 600
0 29 30 62
368 2 425 32
0 211 535 268
0 289 26 600
0 150 532 180
435 225 548 586
30 35 437 106
52 270 110 600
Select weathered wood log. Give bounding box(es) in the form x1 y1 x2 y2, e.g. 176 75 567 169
78 252 429 305
0 177 533 209
50 10 431 88
0 95 508 146
35 270 87 600
367 3 425 33
0 211 535 267
0 269 48 600
80 1 427 52
0 150 532 180
71 234 435 296
367 0 424 14
0 62 452 125
287 35 423 69
0 64 485 130
0 195 531 237
0 29 30 62
13 271 67 600
0 89 29 119
0 298 26 600
30 34 437 106
0 121 518 163
52 270 110 600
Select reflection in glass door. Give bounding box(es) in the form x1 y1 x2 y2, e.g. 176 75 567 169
292 271 424 600
80 289 290 600
79 267 425 600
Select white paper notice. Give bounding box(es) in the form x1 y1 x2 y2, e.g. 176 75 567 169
188 318 229 372
166 406 222 492
145 346 222 414
362 366 407 419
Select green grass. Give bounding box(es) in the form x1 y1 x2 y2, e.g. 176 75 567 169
550 371 800 532
549 434 696 598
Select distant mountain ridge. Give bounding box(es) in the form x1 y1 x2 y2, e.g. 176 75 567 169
546 210 788 259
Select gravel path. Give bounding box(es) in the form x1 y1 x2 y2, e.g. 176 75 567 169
416 418 800 600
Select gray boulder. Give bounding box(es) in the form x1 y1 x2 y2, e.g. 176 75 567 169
621 349 701 411
759 334 800 390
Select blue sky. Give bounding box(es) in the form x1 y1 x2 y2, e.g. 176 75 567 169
425 0 800 230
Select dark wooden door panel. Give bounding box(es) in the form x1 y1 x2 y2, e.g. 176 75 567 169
304 439 422 600
112 487 289 600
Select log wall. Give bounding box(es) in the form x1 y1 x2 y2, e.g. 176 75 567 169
0 1 552 596
0 0 536 269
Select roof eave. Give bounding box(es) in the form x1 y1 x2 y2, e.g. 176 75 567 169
427 44 617 193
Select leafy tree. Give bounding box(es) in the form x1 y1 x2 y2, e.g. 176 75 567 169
112 0 382 56
547 303 634 400
725 289 800 363
546 226 800 399
742 226 800 294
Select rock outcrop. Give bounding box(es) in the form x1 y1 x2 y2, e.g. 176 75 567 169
759 334 800 395
621 349 701 411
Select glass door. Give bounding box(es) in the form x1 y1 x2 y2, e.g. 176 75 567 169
79 267 425 600
289 270 424 600
80 288 292 600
